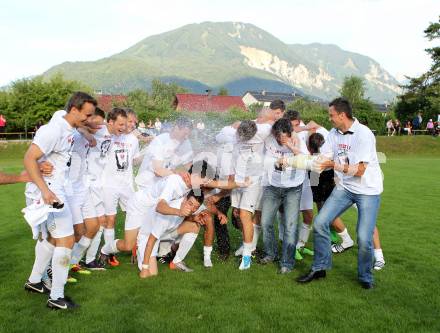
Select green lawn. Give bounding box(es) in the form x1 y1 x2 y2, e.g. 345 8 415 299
0 138 439 332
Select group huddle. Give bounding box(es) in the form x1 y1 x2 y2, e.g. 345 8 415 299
22 92 385 310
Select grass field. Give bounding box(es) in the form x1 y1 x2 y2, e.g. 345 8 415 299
0 137 439 332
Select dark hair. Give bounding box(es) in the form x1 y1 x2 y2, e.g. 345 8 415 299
329 97 353 119
186 189 205 205
270 99 286 111
237 120 257 142
175 116 193 130
283 109 301 121
94 107 105 119
308 133 325 154
65 91 97 113
271 118 292 138
188 160 215 180
107 107 127 122
124 108 137 117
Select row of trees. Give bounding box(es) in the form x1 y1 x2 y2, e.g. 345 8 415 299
394 16 440 123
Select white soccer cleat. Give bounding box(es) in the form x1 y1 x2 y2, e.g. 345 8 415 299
239 255 251 270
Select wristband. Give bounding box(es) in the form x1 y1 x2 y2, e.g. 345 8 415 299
142 264 150 270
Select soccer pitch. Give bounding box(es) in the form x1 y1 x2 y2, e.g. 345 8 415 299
0 138 439 332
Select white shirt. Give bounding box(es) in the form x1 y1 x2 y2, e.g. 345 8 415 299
68 131 90 188
32 111 75 187
102 133 139 189
215 126 237 179
129 174 189 216
86 125 112 186
263 134 307 188
321 118 383 195
233 122 272 183
135 133 193 189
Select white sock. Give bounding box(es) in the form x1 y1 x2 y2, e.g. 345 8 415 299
85 226 103 264
173 233 198 263
101 239 119 255
374 248 385 262
251 224 261 250
203 246 213 259
243 242 253 257
70 236 91 265
50 247 72 300
29 239 55 284
104 228 115 245
338 228 353 246
297 223 312 249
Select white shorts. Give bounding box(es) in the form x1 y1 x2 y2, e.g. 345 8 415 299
231 184 263 213
46 188 74 239
82 185 105 219
103 186 135 216
300 176 313 211
66 187 87 226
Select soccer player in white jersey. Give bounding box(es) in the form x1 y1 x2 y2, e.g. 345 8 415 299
232 119 272 270
138 190 206 278
66 108 108 272
101 108 141 266
135 117 194 191
100 160 215 268
23 92 96 310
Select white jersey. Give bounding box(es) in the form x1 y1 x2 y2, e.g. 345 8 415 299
215 126 237 180
263 135 307 188
129 174 190 216
135 133 193 189
321 118 383 195
233 122 271 183
86 125 112 186
102 133 139 189
32 112 75 187
68 131 90 189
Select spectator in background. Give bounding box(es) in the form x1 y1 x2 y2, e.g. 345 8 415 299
426 119 435 136
404 121 412 135
394 119 401 135
412 113 421 134
147 120 154 129
196 120 205 131
138 120 146 129
154 117 162 134
0 114 6 136
386 119 395 136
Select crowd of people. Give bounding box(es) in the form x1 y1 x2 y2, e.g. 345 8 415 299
387 113 440 136
2 92 387 310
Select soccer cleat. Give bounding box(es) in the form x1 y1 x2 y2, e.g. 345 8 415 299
98 253 109 267
239 255 251 270
158 252 175 264
300 247 314 256
203 256 213 268
331 243 354 254
24 281 50 294
234 245 244 257
108 254 120 267
258 255 275 265
47 296 79 310
67 276 78 283
374 260 386 271
278 267 292 274
295 249 304 261
170 261 194 272
70 264 91 275
83 259 106 271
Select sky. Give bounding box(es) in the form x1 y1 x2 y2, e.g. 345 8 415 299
0 0 438 86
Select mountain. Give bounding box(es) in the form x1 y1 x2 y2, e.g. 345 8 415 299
44 22 400 103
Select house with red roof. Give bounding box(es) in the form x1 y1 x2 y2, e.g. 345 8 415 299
95 94 128 112
173 92 246 113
